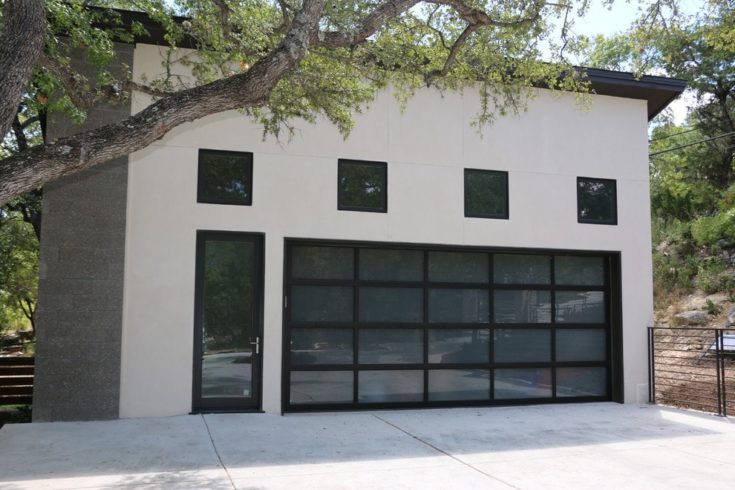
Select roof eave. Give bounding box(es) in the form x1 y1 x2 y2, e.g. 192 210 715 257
584 67 688 121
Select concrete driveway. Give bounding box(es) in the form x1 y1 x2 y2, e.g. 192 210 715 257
0 403 733 489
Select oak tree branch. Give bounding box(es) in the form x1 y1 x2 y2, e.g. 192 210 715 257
0 0 328 205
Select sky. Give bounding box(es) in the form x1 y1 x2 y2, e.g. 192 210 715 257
575 0 702 38
575 1 652 38
572 0 704 123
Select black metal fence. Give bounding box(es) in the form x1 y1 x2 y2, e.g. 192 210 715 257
648 327 735 416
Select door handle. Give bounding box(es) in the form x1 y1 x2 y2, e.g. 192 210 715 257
250 337 260 355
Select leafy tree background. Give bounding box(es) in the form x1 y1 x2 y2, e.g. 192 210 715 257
1 89 42 348
0 211 38 348
202 240 255 353
586 0 735 303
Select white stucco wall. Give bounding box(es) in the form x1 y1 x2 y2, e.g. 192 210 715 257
119 43 653 418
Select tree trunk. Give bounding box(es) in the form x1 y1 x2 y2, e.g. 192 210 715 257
18 297 36 337
0 0 46 140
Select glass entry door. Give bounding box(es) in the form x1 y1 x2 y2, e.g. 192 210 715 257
193 232 263 412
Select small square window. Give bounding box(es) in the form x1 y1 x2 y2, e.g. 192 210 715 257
464 169 508 219
338 159 387 213
197 149 253 205
577 177 617 225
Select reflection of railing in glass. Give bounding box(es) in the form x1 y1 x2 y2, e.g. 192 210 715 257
290 328 353 365
555 291 605 323
494 290 551 323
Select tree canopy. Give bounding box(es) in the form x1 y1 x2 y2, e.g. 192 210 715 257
584 0 735 298
588 0 734 191
0 0 638 206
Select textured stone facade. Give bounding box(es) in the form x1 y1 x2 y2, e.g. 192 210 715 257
33 43 133 421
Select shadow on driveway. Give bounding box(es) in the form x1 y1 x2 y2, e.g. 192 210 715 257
1 403 733 489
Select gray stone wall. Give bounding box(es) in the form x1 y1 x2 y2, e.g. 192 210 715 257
33 43 133 421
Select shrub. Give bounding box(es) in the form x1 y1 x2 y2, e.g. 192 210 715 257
696 257 732 294
705 299 720 315
653 219 696 257
691 206 735 248
653 252 699 296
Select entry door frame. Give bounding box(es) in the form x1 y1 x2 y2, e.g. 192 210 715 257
192 230 265 413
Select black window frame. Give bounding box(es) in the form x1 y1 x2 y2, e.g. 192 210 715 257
464 169 509 220
577 177 617 225
282 239 623 413
197 149 254 206
337 159 388 213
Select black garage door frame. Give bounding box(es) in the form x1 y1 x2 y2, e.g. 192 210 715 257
282 238 624 412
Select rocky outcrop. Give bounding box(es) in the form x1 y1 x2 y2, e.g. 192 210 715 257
672 310 710 326
727 305 735 327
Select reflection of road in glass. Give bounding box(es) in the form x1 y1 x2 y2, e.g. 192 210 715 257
202 351 252 398
495 368 553 399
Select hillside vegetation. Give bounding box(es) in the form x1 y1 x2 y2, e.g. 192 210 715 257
587 0 735 327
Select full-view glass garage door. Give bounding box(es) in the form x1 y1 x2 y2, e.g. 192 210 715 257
282 240 621 411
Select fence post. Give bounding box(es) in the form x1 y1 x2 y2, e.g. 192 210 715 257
648 327 655 404
715 329 723 416
718 329 727 417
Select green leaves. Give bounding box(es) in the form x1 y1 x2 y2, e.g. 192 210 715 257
0 1 621 208
0 207 38 333
23 0 595 139
649 122 722 221
586 1 735 231
591 1 735 299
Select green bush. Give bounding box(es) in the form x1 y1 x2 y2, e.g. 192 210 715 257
654 251 734 299
691 206 735 248
653 252 699 295
694 257 735 295
652 218 697 257
705 299 721 315
720 273 735 293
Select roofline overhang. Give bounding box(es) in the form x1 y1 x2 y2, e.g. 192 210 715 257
90 7 687 121
584 68 687 121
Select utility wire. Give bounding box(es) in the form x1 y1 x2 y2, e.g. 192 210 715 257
649 127 700 143
649 131 735 157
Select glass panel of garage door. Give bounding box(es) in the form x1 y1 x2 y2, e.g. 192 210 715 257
194 233 262 411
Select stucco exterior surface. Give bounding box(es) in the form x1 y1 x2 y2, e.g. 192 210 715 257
33 43 133 421
119 43 653 417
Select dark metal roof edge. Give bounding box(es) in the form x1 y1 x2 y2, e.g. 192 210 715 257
584 67 687 90
85 6 197 49
582 67 686 120
647 91 687 121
